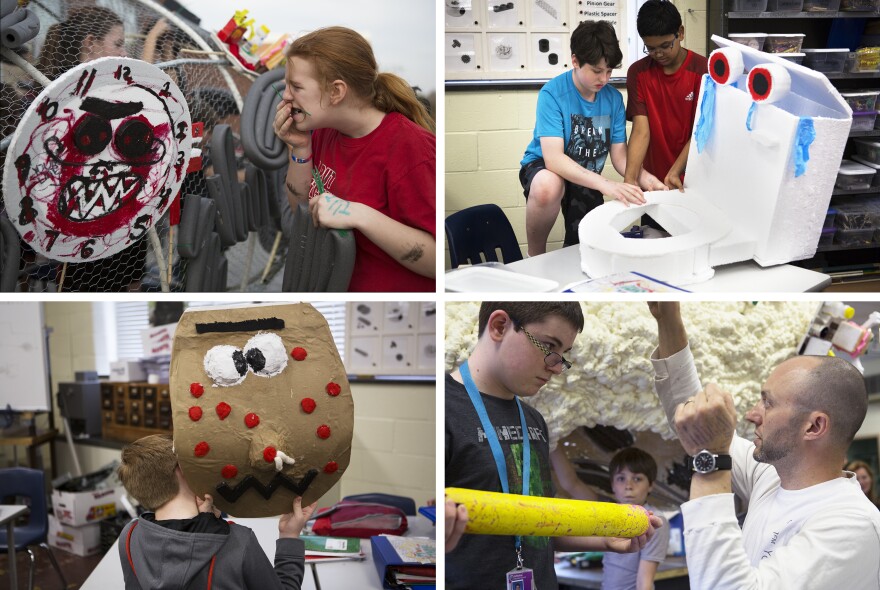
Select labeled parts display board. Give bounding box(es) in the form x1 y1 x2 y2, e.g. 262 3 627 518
345 302 436 377
445 0 634 81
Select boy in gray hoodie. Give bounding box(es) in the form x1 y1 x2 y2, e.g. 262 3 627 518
117 434 316 590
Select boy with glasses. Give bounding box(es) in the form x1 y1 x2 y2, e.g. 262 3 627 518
519 21 666 256
445 302 663 590
624 0 708 201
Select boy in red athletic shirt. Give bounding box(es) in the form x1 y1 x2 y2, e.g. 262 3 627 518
624 0 707 200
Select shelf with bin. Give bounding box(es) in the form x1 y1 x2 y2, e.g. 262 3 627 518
728 11 880 18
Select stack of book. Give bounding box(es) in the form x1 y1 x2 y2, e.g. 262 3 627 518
371 534 436 588
301 535 366 563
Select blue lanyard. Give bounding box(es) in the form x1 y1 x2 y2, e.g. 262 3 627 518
460 360 531 549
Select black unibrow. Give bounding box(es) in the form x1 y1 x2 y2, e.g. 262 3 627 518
195 318 285 334
80 97 144 120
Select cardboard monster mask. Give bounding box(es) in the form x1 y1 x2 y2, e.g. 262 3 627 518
170 303 353 517
2 57 190 262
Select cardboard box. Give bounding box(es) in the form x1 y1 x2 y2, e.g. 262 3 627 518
52 487 124 527
109 360 146 382
48 514 101 556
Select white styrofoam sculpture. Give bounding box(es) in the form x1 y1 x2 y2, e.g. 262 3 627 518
579 36 852 285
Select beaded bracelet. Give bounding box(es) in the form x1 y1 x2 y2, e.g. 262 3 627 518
291 153 312 164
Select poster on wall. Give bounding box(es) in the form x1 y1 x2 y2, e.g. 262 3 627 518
345 302 435 377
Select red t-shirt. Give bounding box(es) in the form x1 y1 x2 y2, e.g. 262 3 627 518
311 112 436 292
626 50 708 180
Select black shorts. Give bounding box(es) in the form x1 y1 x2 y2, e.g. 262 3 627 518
519 158 604 247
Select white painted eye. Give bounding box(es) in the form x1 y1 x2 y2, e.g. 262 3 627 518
243 332 288 378
709 47 744 85
204 344 247 387
747 63 791 104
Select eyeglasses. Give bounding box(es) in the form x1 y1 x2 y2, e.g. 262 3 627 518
643 33 679 55
515 323 572 371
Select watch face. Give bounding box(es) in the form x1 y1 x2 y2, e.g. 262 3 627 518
693 451 716 473
3 57 191 262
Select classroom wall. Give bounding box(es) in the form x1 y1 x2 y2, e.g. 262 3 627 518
43 303 436 510
444 0 708 268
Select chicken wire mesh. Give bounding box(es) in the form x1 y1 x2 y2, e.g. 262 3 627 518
0 0 306 292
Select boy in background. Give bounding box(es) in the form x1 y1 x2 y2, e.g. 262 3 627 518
624 0 708 198
445 302 663 589
603 447 670 590
117 434 315 590
520 21 665 256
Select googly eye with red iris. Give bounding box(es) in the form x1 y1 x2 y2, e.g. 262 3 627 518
747 63 791 104
708 47 744 86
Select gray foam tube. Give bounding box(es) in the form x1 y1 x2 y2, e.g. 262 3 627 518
327 232 355 291
206 175 236 247
2 0 17 19
0 214 20 292
240 68 287 170
214 253 227 292
2 9 39 49
282 203 309 290
177 195 201 258
235 182 249 241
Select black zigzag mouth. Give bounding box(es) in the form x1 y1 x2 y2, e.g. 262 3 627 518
215 469 318 503
59 173 142 221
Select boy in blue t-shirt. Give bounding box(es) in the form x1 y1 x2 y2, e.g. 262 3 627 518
602 447 669 590
520 20 664 255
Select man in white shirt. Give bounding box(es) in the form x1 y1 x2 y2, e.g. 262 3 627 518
649 302 880 590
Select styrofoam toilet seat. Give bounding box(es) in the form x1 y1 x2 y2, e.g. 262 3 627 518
578 191 733 285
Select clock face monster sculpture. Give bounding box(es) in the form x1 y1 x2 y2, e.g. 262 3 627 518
3 57 190 262
170 303 353 517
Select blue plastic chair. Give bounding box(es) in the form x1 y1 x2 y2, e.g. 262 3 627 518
445 204 523 269
0 467 68 590
342 493 416 516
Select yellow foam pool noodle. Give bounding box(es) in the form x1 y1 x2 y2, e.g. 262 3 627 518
445 487 650 538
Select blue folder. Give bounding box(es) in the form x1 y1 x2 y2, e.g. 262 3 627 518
370 535 436 590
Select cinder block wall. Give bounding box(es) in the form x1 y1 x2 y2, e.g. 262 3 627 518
444 0 708 268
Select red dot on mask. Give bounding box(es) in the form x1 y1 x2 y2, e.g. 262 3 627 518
291 347 307 361
245 413 260 428
221 465 238 479
190 383 204 397
323 461 338 474
188 406 202 421
216 402 231 420
326 382 341 396
263 446 277 462
316 424 331 439
301 398 316 414
194 441 210 457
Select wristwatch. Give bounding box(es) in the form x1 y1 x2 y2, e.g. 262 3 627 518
691 449 732 474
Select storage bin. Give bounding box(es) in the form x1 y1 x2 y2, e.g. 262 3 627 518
803 0 841 10
802 48 849 73
851 111 879 133
818 227 836 247
841 91 880 112
836 160 876 190
776 52 806 65
835 201 876 229
835 228 875 246
731 0 770 10
764 34 805 53
728 33 767 51
853 138 880 164
840 0 879 10
824 208 838 229
847 47 880 72
852 156 880 186
767 0 804 9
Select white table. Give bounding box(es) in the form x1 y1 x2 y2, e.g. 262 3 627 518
498 246 831 292
82 515 435 590
0 504 29 590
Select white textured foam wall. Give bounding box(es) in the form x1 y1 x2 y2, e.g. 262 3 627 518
446 302 815 446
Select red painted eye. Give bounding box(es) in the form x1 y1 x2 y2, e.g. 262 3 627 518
301 398 316 414
73 115 112 155
708 47 743 86
316 424 331 439
114 118 154 159
326 382 341 396
291 347 307 361
747 64 790 104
